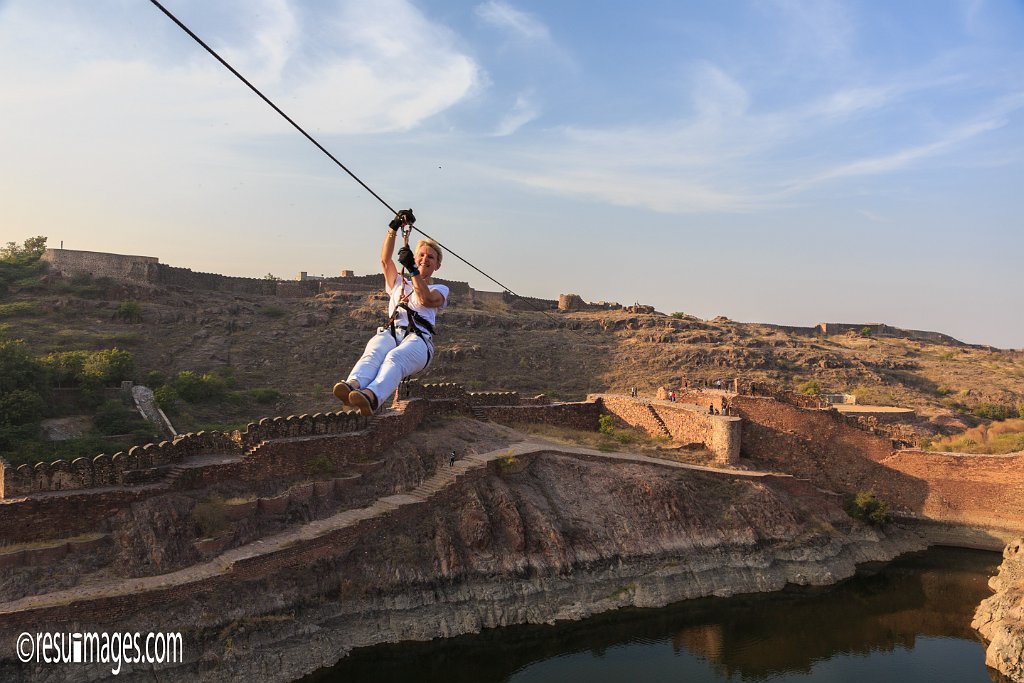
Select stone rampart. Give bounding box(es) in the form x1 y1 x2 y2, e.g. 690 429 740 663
558 293 622 312
883 450 1024 532
41 249 157 282
0 413 371 498
477 402 601 431
503 291 559 311
468 392 520 406
728 395 930 512
0 403 429 543
817 322 976 347
595 395 740 465
153 265 279 295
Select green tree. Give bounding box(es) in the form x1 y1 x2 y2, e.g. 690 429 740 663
0 388 47 426
0 339 49 395
81 348 134 384
0 236 48 297
172 370 226 403
0 236 47 264
40 350 89 386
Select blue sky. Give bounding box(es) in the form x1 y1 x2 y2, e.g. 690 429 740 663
2 0 1022 348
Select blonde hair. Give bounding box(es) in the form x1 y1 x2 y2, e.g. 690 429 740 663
416 239 443 265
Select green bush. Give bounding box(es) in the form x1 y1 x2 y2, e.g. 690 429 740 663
39 348 134 387
56 273 113 299
0 237 47 298
0 388 47 426
1 236 47 265
40 350 88 386
116 300 142 323
93 399 149 436
308 454 336 477
172 370 226 403
154 385 179 411
81 348 134 384
249 387 281 404
797 379 821 395
0 339 49 395
0 302 36 319
144 370 165 388
844 491 892 527
973 402 1014 421
598 414 615 434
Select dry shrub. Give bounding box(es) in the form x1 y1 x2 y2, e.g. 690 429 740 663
988 418 1024 436
930 417 1024 455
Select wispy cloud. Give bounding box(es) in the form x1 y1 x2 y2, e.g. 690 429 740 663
485 68 1022 215
493 92 539 136
0 0 481 137
475 0 550 42
795 99 1022 189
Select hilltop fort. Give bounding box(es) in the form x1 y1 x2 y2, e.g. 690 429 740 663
0 246 1018 680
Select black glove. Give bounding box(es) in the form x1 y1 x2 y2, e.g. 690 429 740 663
397 245 419 276
388 208 416 232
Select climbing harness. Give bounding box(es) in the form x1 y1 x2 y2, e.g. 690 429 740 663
384 221 435 364
148 0 553 319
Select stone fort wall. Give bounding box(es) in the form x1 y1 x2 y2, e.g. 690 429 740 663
41 249 157 283
41 249 471 300
596 394 741 465
0 386 604 543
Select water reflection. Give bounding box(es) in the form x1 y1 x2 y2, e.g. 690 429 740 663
302 547 1003 682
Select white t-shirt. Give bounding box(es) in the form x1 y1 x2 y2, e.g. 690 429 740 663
386 275 448 335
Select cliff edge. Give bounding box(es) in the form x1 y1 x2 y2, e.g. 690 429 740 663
0 444 924 681
973 538 1024 682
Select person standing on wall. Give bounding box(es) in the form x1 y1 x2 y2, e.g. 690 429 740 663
332 209 449 416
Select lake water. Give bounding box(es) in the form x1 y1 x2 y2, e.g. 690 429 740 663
302 547 1006 682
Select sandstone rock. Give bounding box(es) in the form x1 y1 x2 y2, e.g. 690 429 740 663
973 538 1024 682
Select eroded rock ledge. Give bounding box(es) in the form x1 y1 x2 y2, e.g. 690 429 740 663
0 452 925 682
973 538 1024 682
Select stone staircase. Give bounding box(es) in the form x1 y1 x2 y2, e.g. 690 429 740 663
164 465 188 489
470 406 489 422
645 405 672 438
410 456 485 499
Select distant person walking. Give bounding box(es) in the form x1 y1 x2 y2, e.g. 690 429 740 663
333 209 448 416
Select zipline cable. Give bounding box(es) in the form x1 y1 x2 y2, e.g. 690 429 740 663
149 0 553 317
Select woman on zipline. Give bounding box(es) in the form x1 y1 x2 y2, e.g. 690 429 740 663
333 209 448 415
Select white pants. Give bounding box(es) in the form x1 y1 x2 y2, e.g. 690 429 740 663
347 328 432 405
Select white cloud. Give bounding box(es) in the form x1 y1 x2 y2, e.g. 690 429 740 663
0 0 481 138
475 0 551 42
493 92 539 136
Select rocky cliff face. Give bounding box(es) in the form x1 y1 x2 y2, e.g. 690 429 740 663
2 452 925 682
973 538 1024 682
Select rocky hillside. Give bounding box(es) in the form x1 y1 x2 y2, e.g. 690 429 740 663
4 268 1023 437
